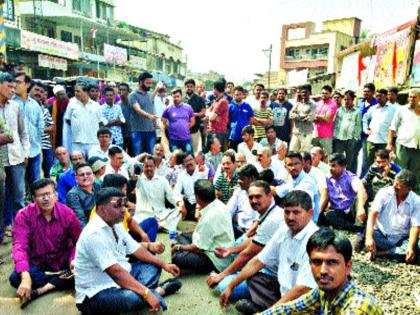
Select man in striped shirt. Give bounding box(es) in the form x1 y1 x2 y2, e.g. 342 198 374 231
253 92 273 142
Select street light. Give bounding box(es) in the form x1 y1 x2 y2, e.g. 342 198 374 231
262 44 272 90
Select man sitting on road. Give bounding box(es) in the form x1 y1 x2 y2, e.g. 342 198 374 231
220 190 318 314
365 170 420 263
208 180 284 301
75 188 182 314
258 228 383 315
215 151 238 204
57 151 84 203
10 179 81 309
171 180 235 274
49 146 73 182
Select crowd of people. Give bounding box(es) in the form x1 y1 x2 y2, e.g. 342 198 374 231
0 67 419 314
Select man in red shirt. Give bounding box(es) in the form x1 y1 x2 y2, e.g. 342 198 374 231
10 178 81 308
206 80 229 151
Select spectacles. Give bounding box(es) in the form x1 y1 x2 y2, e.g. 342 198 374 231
77 172 93 177
109 198 127 208
35 191 56 199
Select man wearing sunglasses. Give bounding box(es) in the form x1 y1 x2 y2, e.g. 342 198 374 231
66 162 101 228
10 178 81 309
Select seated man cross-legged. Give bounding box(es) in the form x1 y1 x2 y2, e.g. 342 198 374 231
171 180 235 274
10 179 81 309
75 188 182 315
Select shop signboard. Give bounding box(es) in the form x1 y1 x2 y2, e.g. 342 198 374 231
38 54 67 71
128 55 147 69
21 30 79 60
104 44 127 65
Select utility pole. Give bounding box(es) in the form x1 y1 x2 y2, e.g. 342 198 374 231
263 44 273 90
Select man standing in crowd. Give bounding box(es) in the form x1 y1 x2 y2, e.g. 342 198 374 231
228 86 255 151
247 84 264 109
172 180 235 274
313 85 338 157
259 228 383 315
102 86 126 147
289 84 316 152
333 90 362 174
184 79 206 154
87 83 100 103
387 87 400 106
363 88 397 167
220 190 318 314
129 72 158 155
252 92 273 142
13 74 44 184
75 187 182 314
118 83 132 153
0 72 29 233
270 88 293 143
358 83 378 176
387 89 420 193
10 179 81 309
206 80 229 150
64 81 106 158
49 85 69 149
162 88 195 154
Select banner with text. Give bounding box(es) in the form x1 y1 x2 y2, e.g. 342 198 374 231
38 54 67 71
104 44 127 65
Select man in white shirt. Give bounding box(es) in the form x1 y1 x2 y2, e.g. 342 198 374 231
135 155 180 232
271 140 288 181
174 152 208 220
220 190 318 314
75 187 182 314
256 147 281 178
104 146 129 179
238 125 262 165
64 81 106 158
310 146 330 176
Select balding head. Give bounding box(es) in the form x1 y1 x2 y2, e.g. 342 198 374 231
235 152 247 168
70 151 85 166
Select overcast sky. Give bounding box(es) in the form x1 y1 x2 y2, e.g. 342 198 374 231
115 0 418 82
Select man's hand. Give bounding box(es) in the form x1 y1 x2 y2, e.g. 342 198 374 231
386 143 394 153
144 291 161 312
148 114 158 123
16 275 32 303
406 247 416 263
148 242 165 255
356 208 366 223
0 133 13 145
198 164 205 172
69 260 75 273
214 247 231 258
365 236 376 254
178 204 187 218
219 286 232 308
383 164 390 178
207 272 224 288
164 263 181 277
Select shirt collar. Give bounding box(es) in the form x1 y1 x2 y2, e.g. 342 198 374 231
258 200 276 222
288 220 317 241
319 281 355 308
90 212 111 229
34 202 58 220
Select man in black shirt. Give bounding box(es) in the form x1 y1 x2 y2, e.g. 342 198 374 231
185 79 206 155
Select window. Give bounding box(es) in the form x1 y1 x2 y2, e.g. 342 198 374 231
4 0 15 21
74 35 81 46
73 0 91 17
61 31 73 43
96 0 114 20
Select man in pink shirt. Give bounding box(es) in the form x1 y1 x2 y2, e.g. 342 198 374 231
10 178 81 308
206 80 229 151
312 85 338 157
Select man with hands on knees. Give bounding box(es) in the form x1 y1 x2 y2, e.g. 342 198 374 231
10 179 81 309
75 188 182 314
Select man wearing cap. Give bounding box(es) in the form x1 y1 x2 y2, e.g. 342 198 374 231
64 81 106 159
0 72 30 231
88 156 107 185
48 85 69 149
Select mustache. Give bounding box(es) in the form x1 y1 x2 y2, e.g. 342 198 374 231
317 275 333 281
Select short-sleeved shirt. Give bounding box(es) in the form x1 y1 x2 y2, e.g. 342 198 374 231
127 90 155 132
237 141 262 165
363 162 400 199
253 201 285 249
259 138 281 155
185 94 205 133
214 170 239 204
315 99 338 138
102 103 126 145
64 98 106 144
209 97 229 133
270 101 293 142
326 170 361 213
253 107 272 139
162 103 194 141
227 187 258 230
118 99 131 137
371 186 420 244
228 102 254 141
258 221 319 296
75 215 140 303
389 105 420 149
192 199 235 272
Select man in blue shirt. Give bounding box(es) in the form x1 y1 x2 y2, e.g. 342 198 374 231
228 86 255 151
57 151 84 203
357 83 378 177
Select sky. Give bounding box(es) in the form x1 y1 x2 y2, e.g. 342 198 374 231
115 0 418 82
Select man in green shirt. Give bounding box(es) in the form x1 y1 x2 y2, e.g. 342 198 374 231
50 146 73 182
171 180 235 274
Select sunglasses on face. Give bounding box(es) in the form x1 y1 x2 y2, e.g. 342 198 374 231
109 198 127 208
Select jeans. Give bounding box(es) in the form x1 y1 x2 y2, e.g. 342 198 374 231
9 264 73 290
131 131 156 155
130 217 159 242
76 261 165 315
373 229 420 257
27 153 41 185
218 273 250 300
4 163 26 226
169 139 192 154
42 148 54 178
